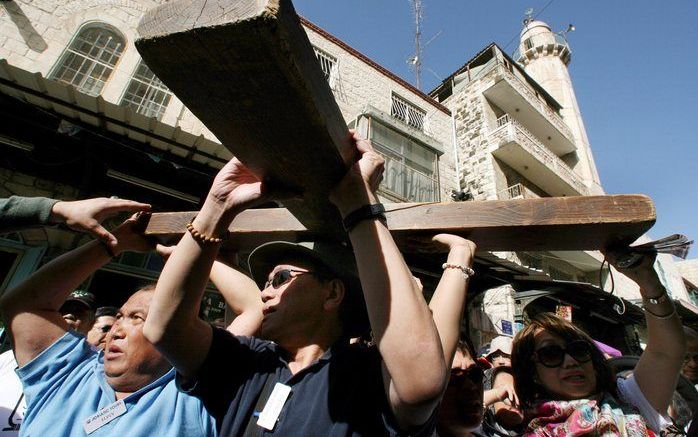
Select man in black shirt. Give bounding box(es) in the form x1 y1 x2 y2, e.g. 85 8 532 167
144 134 448 435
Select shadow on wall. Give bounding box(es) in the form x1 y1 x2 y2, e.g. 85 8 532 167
2 1 48 53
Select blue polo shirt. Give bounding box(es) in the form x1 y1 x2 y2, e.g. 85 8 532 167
16 331 215 436
179 327 436 436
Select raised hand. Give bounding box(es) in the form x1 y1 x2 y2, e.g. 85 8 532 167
432 234 476 267
603 248 661 290
207 158 267 215
50 197 151 247
111 213 156 255
329 130 385 217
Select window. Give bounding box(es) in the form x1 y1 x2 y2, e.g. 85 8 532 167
369 119 439 202
120 61 173 120
50 24 125 96
313 46 337 87
391 94 426 131
524 37 534 50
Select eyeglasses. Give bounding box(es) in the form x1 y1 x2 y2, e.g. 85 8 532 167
264 269 315 289
534 340 593 368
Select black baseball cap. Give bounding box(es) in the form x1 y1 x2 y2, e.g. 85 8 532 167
248 241 369 338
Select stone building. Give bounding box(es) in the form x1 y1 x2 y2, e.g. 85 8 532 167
429 17 691 350
0 0 456 326
0 1 693 349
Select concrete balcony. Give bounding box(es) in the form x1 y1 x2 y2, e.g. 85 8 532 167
482 63 576 156
497 183 540 200
489 116 588 196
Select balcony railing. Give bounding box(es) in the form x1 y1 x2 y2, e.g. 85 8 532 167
374 150 439 202
498 183 526 200
483 63 574 142
490 115 587 195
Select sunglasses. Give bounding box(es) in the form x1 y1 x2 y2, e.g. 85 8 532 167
264 269 315 289
534 340 593 368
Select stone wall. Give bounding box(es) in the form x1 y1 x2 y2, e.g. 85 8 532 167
2 1 456 199
444 73 498 200
304 26 456 199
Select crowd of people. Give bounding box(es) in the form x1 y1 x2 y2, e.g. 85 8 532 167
0 133 695 436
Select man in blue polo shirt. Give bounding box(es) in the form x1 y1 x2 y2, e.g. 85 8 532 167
145 134 449 435
0 212 215 436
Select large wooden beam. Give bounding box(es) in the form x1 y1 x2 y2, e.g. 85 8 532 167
136 0 352 234
143 195 656 252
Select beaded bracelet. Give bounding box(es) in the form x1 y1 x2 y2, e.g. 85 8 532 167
442 262 475 279
186 221 226 244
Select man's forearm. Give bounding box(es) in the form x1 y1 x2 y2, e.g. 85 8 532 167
0 196 59 231
144 201 227 377
348 220 446 404
0 240 109 313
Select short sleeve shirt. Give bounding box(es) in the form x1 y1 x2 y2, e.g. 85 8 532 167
179 327 436 436
16 331 215 437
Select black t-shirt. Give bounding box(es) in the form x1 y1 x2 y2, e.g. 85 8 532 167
178 327 436 436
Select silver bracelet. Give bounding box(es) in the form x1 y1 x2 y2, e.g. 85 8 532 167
442 263 475 279
642 293 669 305
643 306 676 319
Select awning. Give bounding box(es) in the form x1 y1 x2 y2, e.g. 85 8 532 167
512 277 645 325
0 60 229 168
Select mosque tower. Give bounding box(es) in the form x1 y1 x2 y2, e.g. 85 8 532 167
515 12 603 194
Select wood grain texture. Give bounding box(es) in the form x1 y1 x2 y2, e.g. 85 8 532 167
136 0 353 234
144 195 656 252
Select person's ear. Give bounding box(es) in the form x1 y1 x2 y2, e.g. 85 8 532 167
323 279 345 311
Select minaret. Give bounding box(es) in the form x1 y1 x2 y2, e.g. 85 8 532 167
516 14 603 194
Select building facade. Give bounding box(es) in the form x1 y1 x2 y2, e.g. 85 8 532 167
1 1 693 350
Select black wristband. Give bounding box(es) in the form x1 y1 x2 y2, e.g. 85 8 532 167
342 203 386 232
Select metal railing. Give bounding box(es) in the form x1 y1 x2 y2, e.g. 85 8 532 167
374 149 439 202
490 115 587 195
498 183 526 200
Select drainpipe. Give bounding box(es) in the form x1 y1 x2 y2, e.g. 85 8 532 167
451 110 462 192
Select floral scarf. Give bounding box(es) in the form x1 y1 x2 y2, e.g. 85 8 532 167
524 394 654 437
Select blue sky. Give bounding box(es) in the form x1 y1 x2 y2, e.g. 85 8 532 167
294 0 698 259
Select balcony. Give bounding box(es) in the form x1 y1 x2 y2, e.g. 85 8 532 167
489 115 587 196
497 183 538 200
482 63 576 156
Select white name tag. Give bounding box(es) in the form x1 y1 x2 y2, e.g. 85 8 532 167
83 399 127 434
256 383 292 430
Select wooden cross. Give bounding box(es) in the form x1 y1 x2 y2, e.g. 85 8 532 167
134 0 655 253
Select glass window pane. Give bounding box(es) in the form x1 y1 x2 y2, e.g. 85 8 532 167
50 25 124 96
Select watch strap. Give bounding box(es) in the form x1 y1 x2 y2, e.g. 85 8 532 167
342 203 386 232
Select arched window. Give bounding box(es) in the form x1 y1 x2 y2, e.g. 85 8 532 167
120 60 172 120
50 24 125 96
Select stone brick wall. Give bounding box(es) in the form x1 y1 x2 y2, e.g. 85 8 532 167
0 167 79 201
444 74 499 200
2 1 456 198
305 26 456 199
1 0 218 142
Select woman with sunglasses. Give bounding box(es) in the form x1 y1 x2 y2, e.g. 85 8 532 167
511 251 686 435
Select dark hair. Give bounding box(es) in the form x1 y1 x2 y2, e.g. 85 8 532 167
95 306 118 318
511 313 615 408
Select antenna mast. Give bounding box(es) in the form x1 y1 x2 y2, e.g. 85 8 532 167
409 0 423 90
